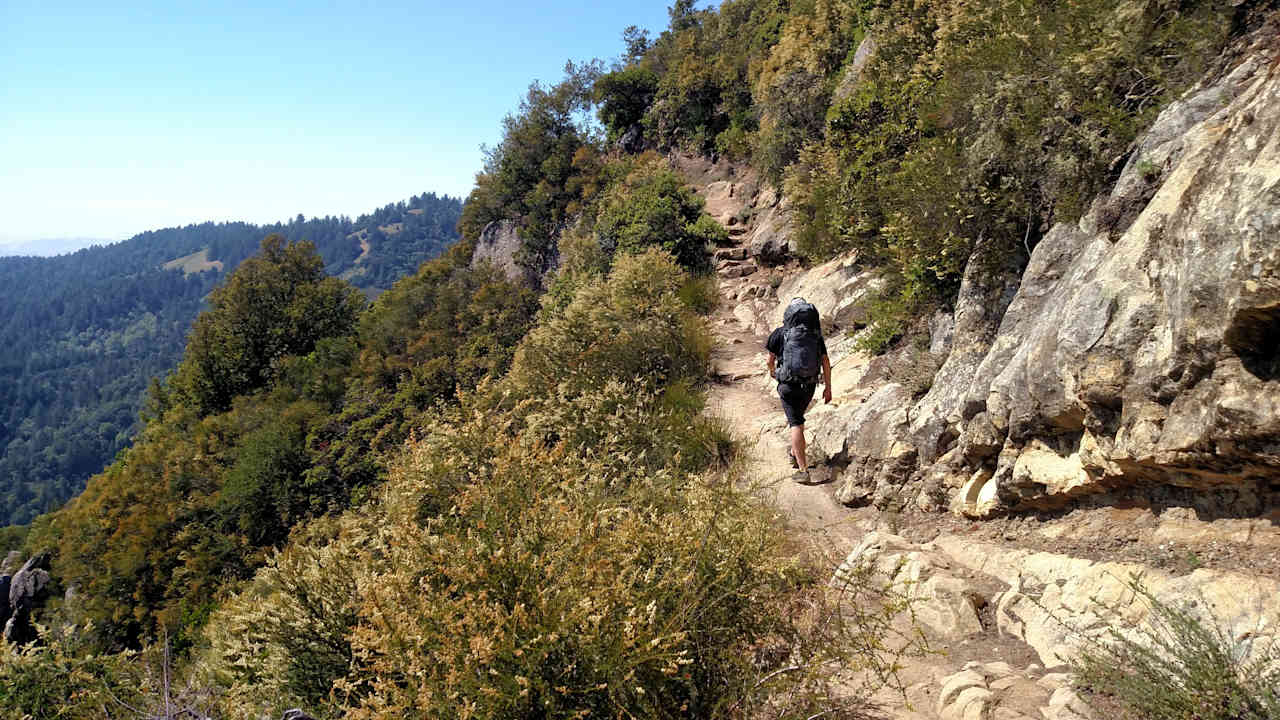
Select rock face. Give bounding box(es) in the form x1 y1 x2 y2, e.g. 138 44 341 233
471 220 558 289
946 42 1280 514
799 34 1280 518
3 553 50 644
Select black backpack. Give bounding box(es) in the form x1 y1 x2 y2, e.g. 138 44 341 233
777 298 821 384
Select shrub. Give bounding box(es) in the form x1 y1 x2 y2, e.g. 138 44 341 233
678 274 719 315
511 248 710 399
168 235 365 417
191 232 926 719
1 624 217 720
0 625 140 720
1071 577 1280 720
592 157 716 273
198 516 371 719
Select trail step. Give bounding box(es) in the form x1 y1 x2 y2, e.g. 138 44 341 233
718 261 758 279
714 247 748 261
728 226 750 237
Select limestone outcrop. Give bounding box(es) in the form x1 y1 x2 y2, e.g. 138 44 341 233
942 38 1280 515
2 553 50 644
471 219 559 288
838 532 1280 711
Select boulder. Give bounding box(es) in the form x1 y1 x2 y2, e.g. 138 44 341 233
832 34 879 105
3 553 50 644
746 192 798 264
617 124 645 154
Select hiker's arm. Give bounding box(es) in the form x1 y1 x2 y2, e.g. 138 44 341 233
822 354 833 403
767 353 776 379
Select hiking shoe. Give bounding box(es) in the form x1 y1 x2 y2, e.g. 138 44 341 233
787 449 799 469
790 469 811 484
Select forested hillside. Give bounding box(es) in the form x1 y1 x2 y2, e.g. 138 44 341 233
5 1 1277 719
0 193 460 525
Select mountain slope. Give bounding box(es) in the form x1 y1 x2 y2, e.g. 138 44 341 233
0 193 461 526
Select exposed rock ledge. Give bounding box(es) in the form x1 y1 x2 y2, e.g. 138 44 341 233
839 531 1280 697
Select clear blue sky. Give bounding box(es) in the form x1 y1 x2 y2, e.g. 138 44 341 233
0 0 678 250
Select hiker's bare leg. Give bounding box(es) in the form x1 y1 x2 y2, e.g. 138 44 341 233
791 425 807 469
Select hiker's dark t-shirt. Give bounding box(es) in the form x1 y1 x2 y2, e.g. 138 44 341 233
767 327 827 427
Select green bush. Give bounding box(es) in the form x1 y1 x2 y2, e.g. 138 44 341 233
592 157 717 273
678 274 719 315
0 624 166 720
1071 577 1280 719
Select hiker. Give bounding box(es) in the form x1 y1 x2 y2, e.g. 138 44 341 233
766 297 832 483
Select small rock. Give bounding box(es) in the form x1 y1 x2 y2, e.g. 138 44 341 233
989 675 1021 691
719 262 758 279
983 661 1015 677
948 686 994 720
938 669 987 712
1036 672 1071 692
714 247 748 262
1043 686 1094 720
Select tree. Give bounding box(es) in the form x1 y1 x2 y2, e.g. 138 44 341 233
169 235 365 417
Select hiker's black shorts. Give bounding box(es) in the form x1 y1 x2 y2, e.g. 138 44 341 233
777 380 817 427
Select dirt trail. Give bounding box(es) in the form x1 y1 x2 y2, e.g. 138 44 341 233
704 261 864 547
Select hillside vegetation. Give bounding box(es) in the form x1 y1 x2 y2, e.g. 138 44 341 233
462 0 1249 348
5 0 1275 718
0 193 460 526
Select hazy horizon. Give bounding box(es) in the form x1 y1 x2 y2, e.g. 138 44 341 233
0 236 116 257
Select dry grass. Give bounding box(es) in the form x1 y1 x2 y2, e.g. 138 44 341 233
161 248 223 277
